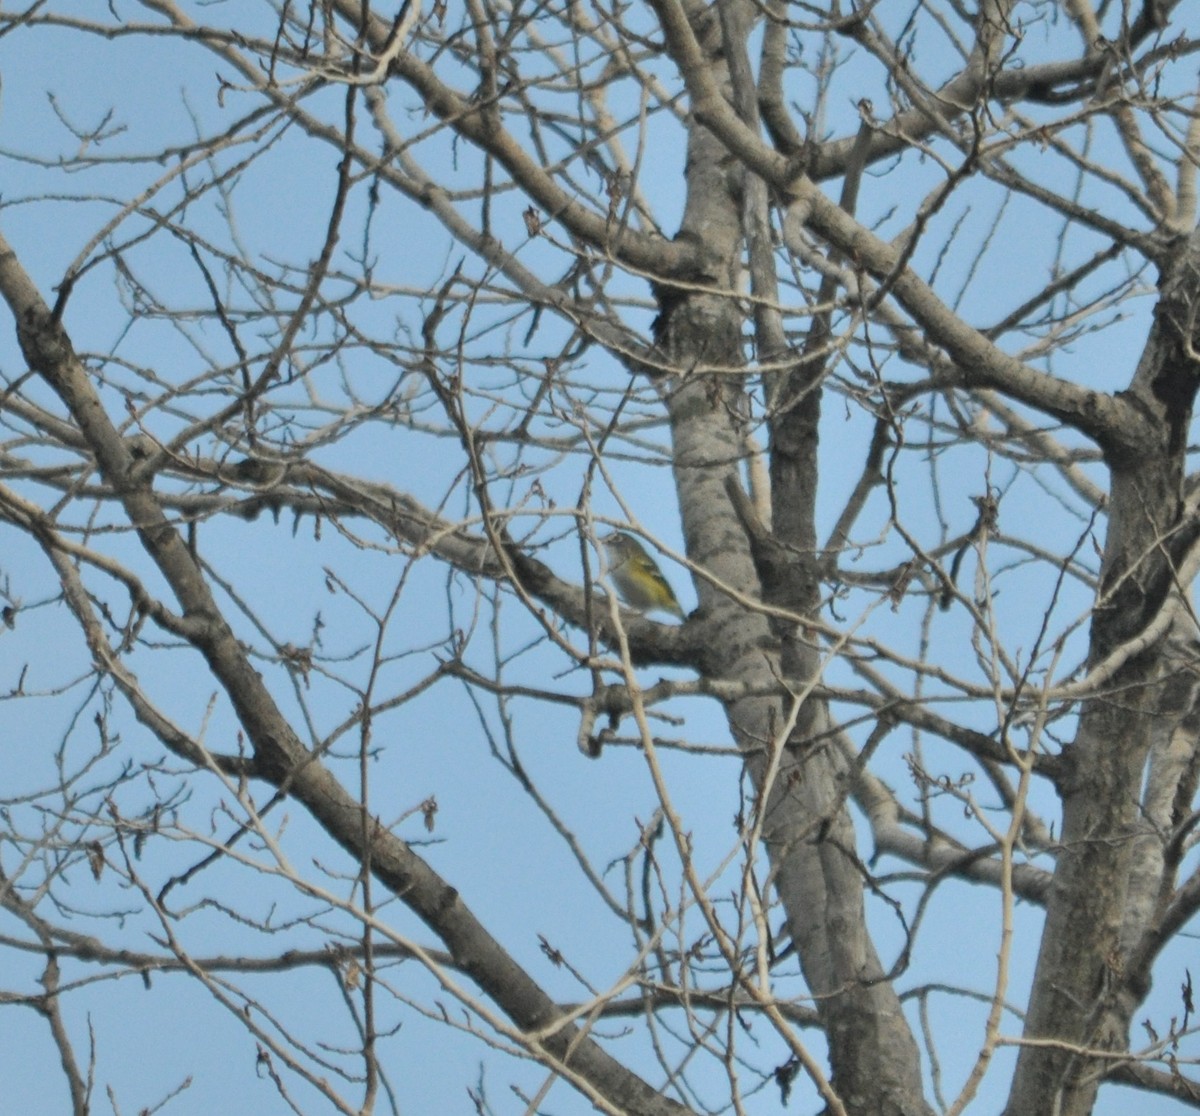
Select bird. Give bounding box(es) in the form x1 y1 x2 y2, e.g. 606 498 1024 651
601 532 686 620
224 455 287 488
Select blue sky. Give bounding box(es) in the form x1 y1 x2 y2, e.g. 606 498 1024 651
0 3 1197 1114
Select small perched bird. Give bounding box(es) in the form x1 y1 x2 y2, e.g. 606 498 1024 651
602 532 686 620
224 455 287 488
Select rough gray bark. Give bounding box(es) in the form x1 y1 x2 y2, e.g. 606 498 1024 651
1004 230 1200 1116
647 6 933 1110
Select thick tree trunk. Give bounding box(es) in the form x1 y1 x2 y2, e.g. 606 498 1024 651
1005 232 1200 1116
654 8 934 1111
664 289 932 1116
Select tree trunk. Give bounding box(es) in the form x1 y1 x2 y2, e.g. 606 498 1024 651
654 6 934 1111
1006 230 1200 1116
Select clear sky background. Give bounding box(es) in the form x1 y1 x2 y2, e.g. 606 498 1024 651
0 3 1196 1115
